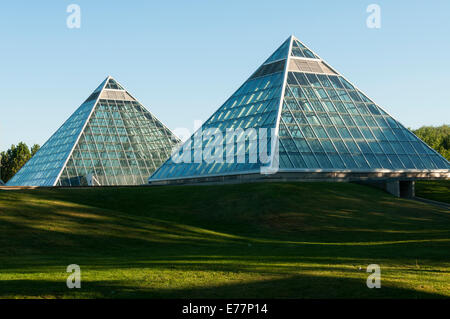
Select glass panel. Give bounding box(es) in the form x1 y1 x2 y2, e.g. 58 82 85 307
275 71 450 171
8 78 179 186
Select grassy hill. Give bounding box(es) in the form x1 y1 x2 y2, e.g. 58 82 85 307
416 180 450 204
0 182 449 298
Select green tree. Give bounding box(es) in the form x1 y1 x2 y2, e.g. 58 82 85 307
413 125 450 160
0 142 35 183
0 152 6 184
31 144 40 156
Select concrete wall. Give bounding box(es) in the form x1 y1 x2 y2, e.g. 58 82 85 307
385 181 400 197
150 170 448 188
357 180 415 198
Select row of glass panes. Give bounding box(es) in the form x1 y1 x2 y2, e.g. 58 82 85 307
290 71 361 94
208 88 282 127
89 116 158 128
85 123 171 143
225 73 283 107
85 123 171 152
58 175 147 187
153 161 261 180
64 161 160 177
206 110 278 133
279 131 433 156
78 138 168 153
59 173 149 186
59 166 149 186
263 39 289 65
75 146 164 161
288 133 429 158
279 147 445 170
281 79 438 155
286 89 382 118
70 158 152 169
64 149 158 186
64 166 150 177
286 91 383 120
61 166 153 184
287 72 375 103
214 85 281 122
105 80 124 90
291 40 317 59
283 107 393 130
250 59 286 80
97 99 151 115
75 150 142 161
95 102 150 117
82 129 172 152
282 91 435 152
281 110 419 144
192 113 277 150
93 101 171 141
286 83 383 115
184 138 273 156
209 93 280 125
66 154 156 173
12 170 58 185
10 167 60 183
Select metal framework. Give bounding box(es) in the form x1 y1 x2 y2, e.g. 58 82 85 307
7 76 180 186
150 35 449 183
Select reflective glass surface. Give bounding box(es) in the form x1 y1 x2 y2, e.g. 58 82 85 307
6 98 97 186
58 98 178 186
151 35 449 182
151 68 285 180
263 38 290 64
291 39 318 59
105 78 125 90
279 71 449 170
7 77 179 186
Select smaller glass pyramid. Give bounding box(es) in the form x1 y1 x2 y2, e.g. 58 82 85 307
7 76 180 186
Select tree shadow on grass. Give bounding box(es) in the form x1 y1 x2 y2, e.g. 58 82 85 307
2 183 450 299
0 272 446 299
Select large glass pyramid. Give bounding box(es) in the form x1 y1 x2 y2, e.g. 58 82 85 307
150 35 449 183
7 76 180 186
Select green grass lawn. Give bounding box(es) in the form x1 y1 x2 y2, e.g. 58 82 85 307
1 182 450 299
415 180 450 204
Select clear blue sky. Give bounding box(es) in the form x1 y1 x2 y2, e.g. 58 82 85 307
1 0 449 151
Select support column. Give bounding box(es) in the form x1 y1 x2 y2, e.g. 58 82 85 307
385 180 400 197
399 180 415 198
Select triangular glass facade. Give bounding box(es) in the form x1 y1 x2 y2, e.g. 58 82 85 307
150 35 449 182
7 76 179 186
150 59 285 180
